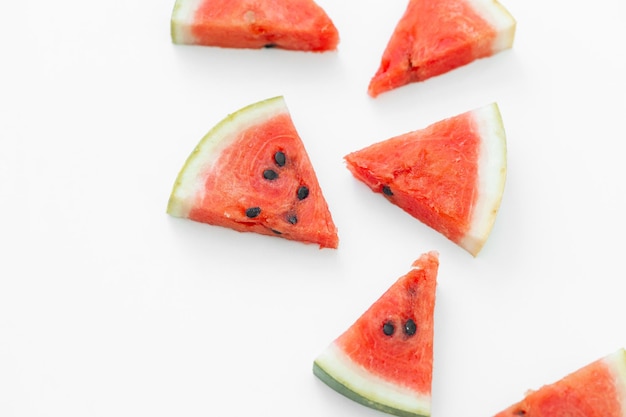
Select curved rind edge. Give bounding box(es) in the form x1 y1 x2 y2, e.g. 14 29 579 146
460 102 507 256
467 0 517 51
313 344 430 417
604 348 626 416
166 96 288 217
171 0 204 44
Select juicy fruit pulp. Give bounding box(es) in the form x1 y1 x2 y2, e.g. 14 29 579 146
167 96 338 249
494 349 626 417
368 0 516 97
344 103 507 256
314 251 439 417
171 0 339 51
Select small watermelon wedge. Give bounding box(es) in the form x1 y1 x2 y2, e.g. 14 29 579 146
171 0 339 52
167 96 338 249
368 0 516 97
494 349 626 417
314 251 439 417
344 103 506 256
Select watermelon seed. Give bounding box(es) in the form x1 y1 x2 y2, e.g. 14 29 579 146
382 185 393 196
274 151 286 167
382 321 395 336
287 214 298 225
297 186 309 200
263 169 278 180
404 319 417 336
245 207 261 218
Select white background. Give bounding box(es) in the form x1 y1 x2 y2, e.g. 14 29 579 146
1 1 626 416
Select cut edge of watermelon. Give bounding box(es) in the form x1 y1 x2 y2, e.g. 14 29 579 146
171 0 203 44
460 102 507 256
314 343 430 417
605 348 626 414
167 96 288 218
467 0 517 52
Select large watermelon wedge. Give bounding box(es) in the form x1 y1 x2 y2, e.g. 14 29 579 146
314 251 439 417
494 349 626 417
171 0 339 52
368 0 516 97
344 103 506 256
167 96 339 249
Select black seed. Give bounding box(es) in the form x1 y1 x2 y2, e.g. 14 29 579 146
287 214 298 225
274 151 286 167
263 169 278 180
404 319 417 336
245 207 261 218
271 229 282 235
297 186 309 200
382 185 393 196
382 321 395 336
264 43 277 48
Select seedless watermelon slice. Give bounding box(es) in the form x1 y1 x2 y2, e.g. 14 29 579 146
345 103 506 256
494 349 626 416
167 96 338 249
314 251 439 417
368 0 516 97
171 0 339 52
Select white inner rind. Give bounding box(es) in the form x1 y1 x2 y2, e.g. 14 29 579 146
315 343 431 416
167 96 288 218
459 102 507 256
604 349 626 417
466 0 517 52
171 0 203 44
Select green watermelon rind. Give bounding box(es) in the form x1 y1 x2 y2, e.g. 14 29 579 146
459 102 508 256
171 0 203 44
605 349 626 408
313 343 431 417
467 0 517 52
166 96 288 218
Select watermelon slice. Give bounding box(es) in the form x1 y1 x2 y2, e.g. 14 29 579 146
171 0 339 52
344 103 506 256
494 349 626 417
167 96 339 249
314 251 439 417
368 0 516 97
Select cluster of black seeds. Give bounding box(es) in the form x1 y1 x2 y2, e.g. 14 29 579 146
244 150 311 231
382 318 417 337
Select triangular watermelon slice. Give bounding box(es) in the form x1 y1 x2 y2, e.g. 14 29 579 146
494 349 626 416
368 0 516 97
171 0 339 52
344 103 506 256
314 251 439 417
167 96 339 249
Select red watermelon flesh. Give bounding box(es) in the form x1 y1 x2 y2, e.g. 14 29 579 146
313 251 439 417
344 103 506 256
167 96 338 249
368 0 516 97
171 0 339 52
494 349 626 417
